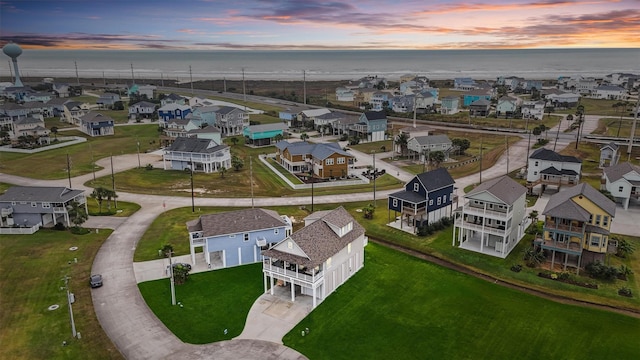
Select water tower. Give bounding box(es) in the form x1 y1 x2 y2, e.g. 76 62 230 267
3 41 24 87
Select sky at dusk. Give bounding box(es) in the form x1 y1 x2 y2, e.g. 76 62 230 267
1 0 639 50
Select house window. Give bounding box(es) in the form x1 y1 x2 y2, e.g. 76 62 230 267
442 195 447 203
590 235 601 247
603 216 609 227
589 215 593 223
274 228 279 235
413 183 419 192
42 202 50 208
450 193 453 201
618 186 624 192
244 233 249 242
437 197 441 205
337 157 345 164
348 243 352 254
325 158 334 165
595 215 601 225
392 199 398 207
31 202 37 207
534 161 539 166
287 241 293 249
429 199 433 206
533 171 537 176
229 234 236 238
327 257 332 268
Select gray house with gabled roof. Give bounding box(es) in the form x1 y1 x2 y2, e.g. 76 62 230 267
602 162 640 209
407 134 452 162
388 168 456 233
262 207 366 308
163 137 231 173
79 112 115 137
186 208 292 266
453 176 528 258
0 186 86 233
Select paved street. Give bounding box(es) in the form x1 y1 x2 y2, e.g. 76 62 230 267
1 111 636 359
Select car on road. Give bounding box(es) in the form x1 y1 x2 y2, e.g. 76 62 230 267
90 274 103 288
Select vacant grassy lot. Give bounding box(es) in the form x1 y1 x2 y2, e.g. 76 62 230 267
284 242 640 360
555 98 631 117
0 124 160 179
86 199 141 217
594 117 640 138
138 263 263 344
0 229 121 360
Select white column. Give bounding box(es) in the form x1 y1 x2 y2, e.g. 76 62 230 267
263 273 268 294
312 285 317 308
190 242 196 264
270 275 274 295
291 280 295 302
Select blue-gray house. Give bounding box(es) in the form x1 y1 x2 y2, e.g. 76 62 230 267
352 110 387 142
186 208 292 267
388 167 456 233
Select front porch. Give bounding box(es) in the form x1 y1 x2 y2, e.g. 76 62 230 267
263 259 324 308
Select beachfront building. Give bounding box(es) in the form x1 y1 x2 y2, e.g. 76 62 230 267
163 137 231 173
440 96 460 115
187 126 222 144
0 186 86 233
128 101 157 121
158 103 192 125
212 106 249 136
599 142 619 168
243 123 288 146
128 84 156 99
95 93 121 109
279 106 307 128
535 183 616 272
463 89 493 107
521 100 545 120
388 168 456 233
186 208 292 267
11 117 50 144
468 99 492 117
592 85 627 100
452 176 528 258
370 91 394 111
335 87 355 102
160 93 186 107
496 96 519 118
78 112 115 137
262 207 366 308
454 78 477 91
406 134 452 162
350 111 387 142
313 112 342 133
543 90 580 108
602 162 640 210
527 148 582 192
275 141 353 179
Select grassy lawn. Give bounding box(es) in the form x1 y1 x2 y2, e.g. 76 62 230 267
555 98 631 117
349 140 394 154
98 109 131 124
283 242 640 360
87 199 141 217
0 124 160 179
0 229 121 360
45 117 77 129
594 117 640 138
249 113 284 125
138 263 264 344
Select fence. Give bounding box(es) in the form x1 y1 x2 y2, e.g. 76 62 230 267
0 136 87 153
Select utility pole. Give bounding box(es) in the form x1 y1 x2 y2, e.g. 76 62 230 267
74 61 79 85
130 63 135 85
553 117 562 151
242 68 246 108
189 166 194 212
250 156 254 208
372 151 377 206
168 250 176 305
63 275 77 337
102 71 106 86
575 105 585 150
66 153 72 188
223 77 226 92
506 136 509 175
136 138 141 168
479 137 483 184
628 97 640 161
189 65 194 95
161 73 164 87
110 155 117 208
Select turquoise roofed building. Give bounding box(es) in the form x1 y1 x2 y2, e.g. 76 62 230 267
243 122 289 146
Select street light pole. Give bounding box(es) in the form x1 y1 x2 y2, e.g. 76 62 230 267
136 139 141 168
575 105 585 150
63 275 77 337
372 150 377 207
168 251 176 305
189 167 194 212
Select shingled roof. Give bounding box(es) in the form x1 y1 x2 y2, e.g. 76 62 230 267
603 162 640 183
262 207 365 268
186 208 287 237
415 167 455 192
543 182 616 219
0 186 84 203
468 176 526 205
529 148 581 163
167 137 227 153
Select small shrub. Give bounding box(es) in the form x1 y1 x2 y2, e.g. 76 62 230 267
618 287 633 297
145 163 154 170
70 226 90 235
558 272 571 281
550 273 558 280
585 261 619 281
510 264 522 273
54 222 66 231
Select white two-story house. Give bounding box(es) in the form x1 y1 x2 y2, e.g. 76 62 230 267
262 207 366 308
602 162 640 210
452 176 528 258
527 148 582 192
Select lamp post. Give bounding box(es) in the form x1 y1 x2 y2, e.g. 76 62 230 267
309 167 315 212
186 166 195 212
63 275 77 337
575 105 585 150
167 250 176 305
372 150 377 207
136 138 141 168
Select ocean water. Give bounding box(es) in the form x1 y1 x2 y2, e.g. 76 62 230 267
4 48 640 82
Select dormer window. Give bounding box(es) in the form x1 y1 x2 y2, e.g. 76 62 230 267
413 183 419 192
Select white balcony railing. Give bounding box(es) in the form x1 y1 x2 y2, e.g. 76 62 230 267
263 259 322 285
455 219 510 237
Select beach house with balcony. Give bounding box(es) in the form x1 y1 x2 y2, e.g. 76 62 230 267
521 100 545 120
275 141 353 179
158 103 192 125
534 183 616 272
388 168 456 233
452 176 528 258
243 122 288 146
440 96 460 115
0 186 86 233
406 134 452 162
262 207 366 308
186 208 292 267
78 112 115 137
350 111 387 142
213 106 249 136
602 162 640 210
527 148 582 192
496 96 519 118
128 101 157 120
162 137 230 173
599 142 619 168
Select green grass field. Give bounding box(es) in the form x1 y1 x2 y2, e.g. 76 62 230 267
138 263 264 344
283 243 640 359
0 229 121 360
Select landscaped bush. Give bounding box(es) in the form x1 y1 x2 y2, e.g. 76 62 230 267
538 272 599 289
523 245 545 267
416 219 452 237
618 287 633 297
54 222 66 231
585 261 619 281
510 264 522 273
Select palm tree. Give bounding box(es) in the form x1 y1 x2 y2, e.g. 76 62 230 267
428 151 445 168
50 126 59 140
528 210 539 225
67 200 88 229
91 187 109 214
274 133 284 143
219 165 227 178
395 133 408 157
300 133 309 142
231 156 244 171
229 137 239 146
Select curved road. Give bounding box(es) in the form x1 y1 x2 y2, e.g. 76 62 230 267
0 113 621 359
